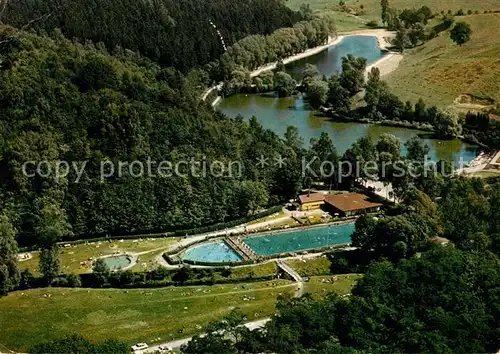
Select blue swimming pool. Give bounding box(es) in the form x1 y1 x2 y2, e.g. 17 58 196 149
182 241 242 263
244 223 355 256
181 223 355 263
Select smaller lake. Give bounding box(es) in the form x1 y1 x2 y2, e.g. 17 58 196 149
244 223 355 256
102 255 132 271
182 241 242 263
286 36 385 79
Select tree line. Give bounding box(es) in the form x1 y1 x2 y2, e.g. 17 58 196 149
209 15 336 82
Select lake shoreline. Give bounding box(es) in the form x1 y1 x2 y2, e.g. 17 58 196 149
204 29 399 106
249 29 398 78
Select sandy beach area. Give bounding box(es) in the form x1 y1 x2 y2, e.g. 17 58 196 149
249 28 399 78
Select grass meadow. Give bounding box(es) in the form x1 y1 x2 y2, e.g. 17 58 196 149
0 280 295 351
386 13 500 107
303 274 363 298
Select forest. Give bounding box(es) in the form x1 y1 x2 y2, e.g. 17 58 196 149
1 0 302 72
0 26 311 246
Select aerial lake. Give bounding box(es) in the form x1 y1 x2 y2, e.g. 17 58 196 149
218 36 479 164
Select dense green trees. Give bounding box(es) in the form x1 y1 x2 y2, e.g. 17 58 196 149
304 79 329 108
3 0 301 72
339 55 366 96
0 215 20 295
450 21 473 45
0 27 308 245
274 71 297 97
39 247 61 285
434 108 463 138
380 0 390 25
29 335 128 353
211 16 336 81
92 258 111 286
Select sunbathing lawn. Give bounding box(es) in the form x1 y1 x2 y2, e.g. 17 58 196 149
0 280 294 352
303 274 363 299
228 261 278 280
287 256 333 277
18 238 179 275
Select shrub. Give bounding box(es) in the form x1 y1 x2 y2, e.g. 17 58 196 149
66 274 81 287
52 276 69 287
172 266 194 284
149 266 170 280
19 269 35 289
366 20 379 28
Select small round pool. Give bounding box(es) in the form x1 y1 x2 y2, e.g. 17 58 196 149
101 255 132 270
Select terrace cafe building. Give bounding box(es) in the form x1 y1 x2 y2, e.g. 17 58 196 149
298 192 382 217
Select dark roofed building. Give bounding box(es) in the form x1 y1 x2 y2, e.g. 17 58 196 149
324 193 382 217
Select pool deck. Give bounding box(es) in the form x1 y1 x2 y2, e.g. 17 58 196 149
224 237 258 261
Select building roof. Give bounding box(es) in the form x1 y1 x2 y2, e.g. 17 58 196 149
489 113 500 121
324 193 382 212
298 192 326 205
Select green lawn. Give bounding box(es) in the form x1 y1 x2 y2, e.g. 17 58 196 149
303 274 362 299
19 238 179 275
228 261 278 280
385 13 500 107
287 256 332 276
0 280 294 352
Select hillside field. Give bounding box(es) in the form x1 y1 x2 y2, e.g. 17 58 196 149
286 0 500 29
385 13 500 107
0 281 295 351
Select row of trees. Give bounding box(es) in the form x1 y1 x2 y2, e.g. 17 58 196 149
381 2 472 51
208 15 336 82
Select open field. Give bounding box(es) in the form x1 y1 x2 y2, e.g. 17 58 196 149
228 261 278 280
287 256 332 276
18 238 179 275
287 0 500 30
303 274 362 299
385 13 500 107
0 280 294 352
